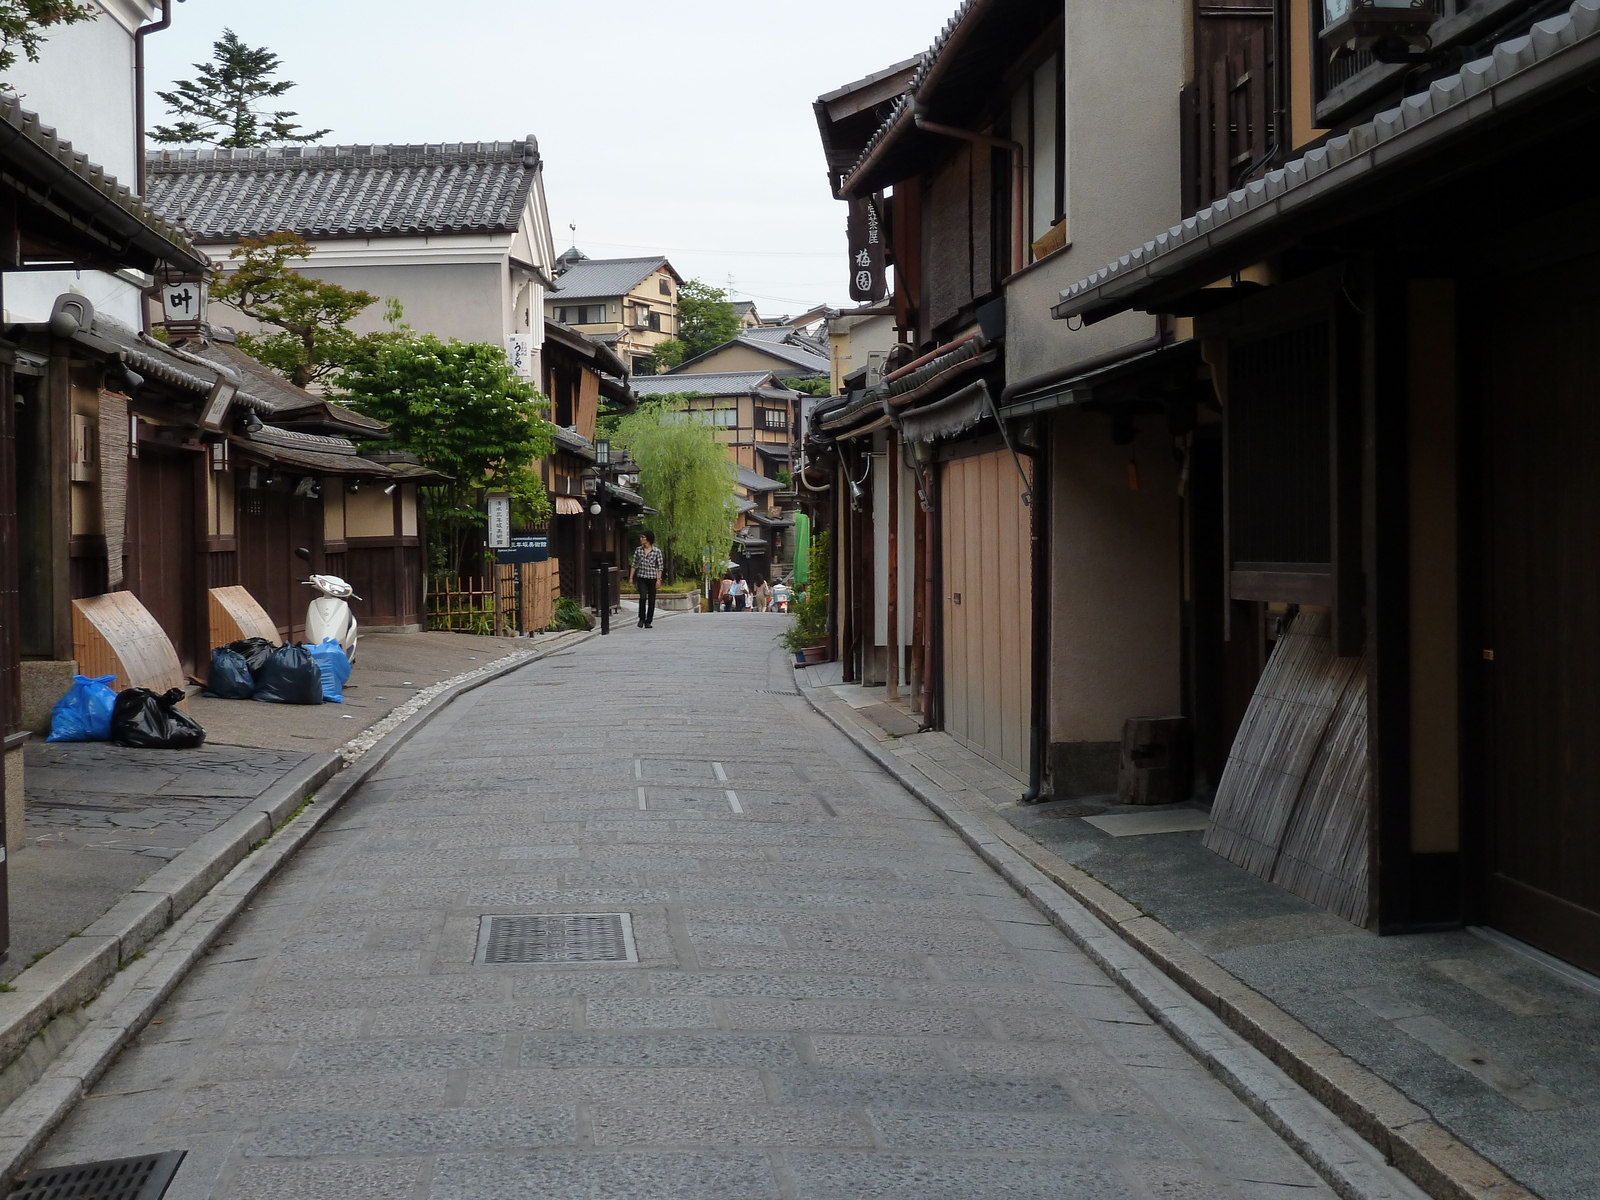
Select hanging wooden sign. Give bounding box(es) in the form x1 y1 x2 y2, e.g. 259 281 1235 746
847 193 887 303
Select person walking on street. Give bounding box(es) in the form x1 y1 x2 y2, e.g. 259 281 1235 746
755 579 771 613
731 574 750 612
629 530 663 628
716 573 733 612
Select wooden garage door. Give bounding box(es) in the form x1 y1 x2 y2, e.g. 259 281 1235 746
129 448 197 676
1483 252 1600 975
941 450 1032 780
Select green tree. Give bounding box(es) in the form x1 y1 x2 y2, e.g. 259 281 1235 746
0 1 94 87
151 29 330 147
212 232 401 388
789 375 832 396
342 336 554 574
676 280 742 360
646 337 685 372
613 400 736 580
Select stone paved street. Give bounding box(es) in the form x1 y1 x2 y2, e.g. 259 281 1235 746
24 616 1363 1198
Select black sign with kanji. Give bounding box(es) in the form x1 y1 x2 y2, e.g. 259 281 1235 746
847 193 887 303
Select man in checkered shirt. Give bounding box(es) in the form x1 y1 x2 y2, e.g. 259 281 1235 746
628 530 664 628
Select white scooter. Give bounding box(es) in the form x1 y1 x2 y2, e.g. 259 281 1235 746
303 573 359 662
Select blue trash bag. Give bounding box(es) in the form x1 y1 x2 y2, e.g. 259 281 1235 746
202 647 255 700
46 674 118 742
304 638 352 704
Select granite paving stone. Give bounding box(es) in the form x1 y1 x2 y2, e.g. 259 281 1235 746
21 619 1347 1199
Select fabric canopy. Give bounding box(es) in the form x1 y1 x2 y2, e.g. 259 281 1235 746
792 512 812 584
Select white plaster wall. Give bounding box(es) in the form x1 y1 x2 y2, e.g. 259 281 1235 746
2 1 154 326
1005 0 1185 382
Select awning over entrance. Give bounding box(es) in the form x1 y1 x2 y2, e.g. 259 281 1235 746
1053 2 1600 324
554 496 584 516
900 379 991 443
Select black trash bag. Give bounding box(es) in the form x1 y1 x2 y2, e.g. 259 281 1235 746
252 642 324 705
227 637 277 677
111 687 207 749
202 647 255 700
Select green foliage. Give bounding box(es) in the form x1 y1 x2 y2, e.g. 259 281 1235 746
0 0 94 86
341 335 554 573
676 280 742 360
551 596 591 632
213 233 401 388
151 28 330 147
775 467 793 489
647 338 685 372
789 375 832 396
781 530 830 652
613 401 736 580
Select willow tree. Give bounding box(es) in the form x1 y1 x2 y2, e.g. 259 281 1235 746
613 401 735 580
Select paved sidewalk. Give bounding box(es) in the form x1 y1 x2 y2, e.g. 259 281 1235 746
18 615 1410 1199
7 631 569 983
806 678 1600 1200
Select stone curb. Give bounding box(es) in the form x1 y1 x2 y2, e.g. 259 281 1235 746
0 630 596 1180
798 680 1529 1200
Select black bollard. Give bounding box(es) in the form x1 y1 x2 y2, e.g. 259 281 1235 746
595 565 610 635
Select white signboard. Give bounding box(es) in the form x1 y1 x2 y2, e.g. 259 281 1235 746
506 334 534 380
161 278 207 326
485 493 512 549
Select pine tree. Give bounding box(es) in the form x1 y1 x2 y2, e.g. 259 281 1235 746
150 29 329 148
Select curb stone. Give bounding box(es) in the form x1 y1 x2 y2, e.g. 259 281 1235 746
0 629 595 1180
797 677 1527 1200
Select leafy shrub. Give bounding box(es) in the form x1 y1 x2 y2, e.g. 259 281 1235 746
780 530 830 653
551 596 592 632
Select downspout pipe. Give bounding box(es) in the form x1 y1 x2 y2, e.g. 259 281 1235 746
911 102 1026 274
135 0 176 196
1016 425 1049 803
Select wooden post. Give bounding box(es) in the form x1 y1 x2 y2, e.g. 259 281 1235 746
887 432 900 701
910 472 926 715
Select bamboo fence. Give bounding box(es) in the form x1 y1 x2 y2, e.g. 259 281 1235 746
427 560 561 636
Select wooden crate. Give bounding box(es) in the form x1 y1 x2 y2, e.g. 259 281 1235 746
72 592 188 703
208 586 280 651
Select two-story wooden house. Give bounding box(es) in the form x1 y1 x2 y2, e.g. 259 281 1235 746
546 250 683 376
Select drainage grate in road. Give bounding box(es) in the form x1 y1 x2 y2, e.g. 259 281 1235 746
8 1151 186 1200
476 913 637 965
757 689 801 696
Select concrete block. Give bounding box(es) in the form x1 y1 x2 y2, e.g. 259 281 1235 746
133 809 272 916
81 892 173 964
5 744 22 853
0 935 118 1067
18 660 75 736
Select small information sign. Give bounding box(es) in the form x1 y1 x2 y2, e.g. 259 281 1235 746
497 534 548 565
485 494 512 549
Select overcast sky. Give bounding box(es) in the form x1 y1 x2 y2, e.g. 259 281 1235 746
144 1 956 317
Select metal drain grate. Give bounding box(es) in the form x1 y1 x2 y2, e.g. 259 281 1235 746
476 913 637 964
757 688 801 696
9 1151 185 1200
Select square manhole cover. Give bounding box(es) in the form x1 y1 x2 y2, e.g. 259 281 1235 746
476 913 638 965
9 1151 185 1199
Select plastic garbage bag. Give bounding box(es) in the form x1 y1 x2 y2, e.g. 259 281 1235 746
46 674 118 742
202 648 255 700
110 687 206 749
304 638 351 704
252 642 324 705
227 637 277 677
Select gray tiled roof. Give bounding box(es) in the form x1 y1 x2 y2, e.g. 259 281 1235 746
1057 0 1600 319
631 371 776 397
552 256 671 301
735 464 783 493
144 139 542 242
672 333 829 376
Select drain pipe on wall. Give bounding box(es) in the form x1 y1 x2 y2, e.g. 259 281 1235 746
1016 419 1050 804
135 0 179 195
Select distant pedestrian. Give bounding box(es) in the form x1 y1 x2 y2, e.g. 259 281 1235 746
628 530 663 629
716 573 734 612
731 575 750 612
755 579 772 612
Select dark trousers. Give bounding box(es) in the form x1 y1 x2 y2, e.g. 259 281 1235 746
637 578 657 626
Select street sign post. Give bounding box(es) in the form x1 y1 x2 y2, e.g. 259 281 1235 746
485 494 512 549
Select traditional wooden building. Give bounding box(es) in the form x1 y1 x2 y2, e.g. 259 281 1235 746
0 92 210 957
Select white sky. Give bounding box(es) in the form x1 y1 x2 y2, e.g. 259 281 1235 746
143 1 957 317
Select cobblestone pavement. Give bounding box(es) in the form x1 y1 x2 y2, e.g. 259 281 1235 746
25 744 325 860
25 616 1353 1199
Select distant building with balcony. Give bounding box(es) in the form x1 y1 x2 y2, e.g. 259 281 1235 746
546 248 682 375
630 370 799 480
